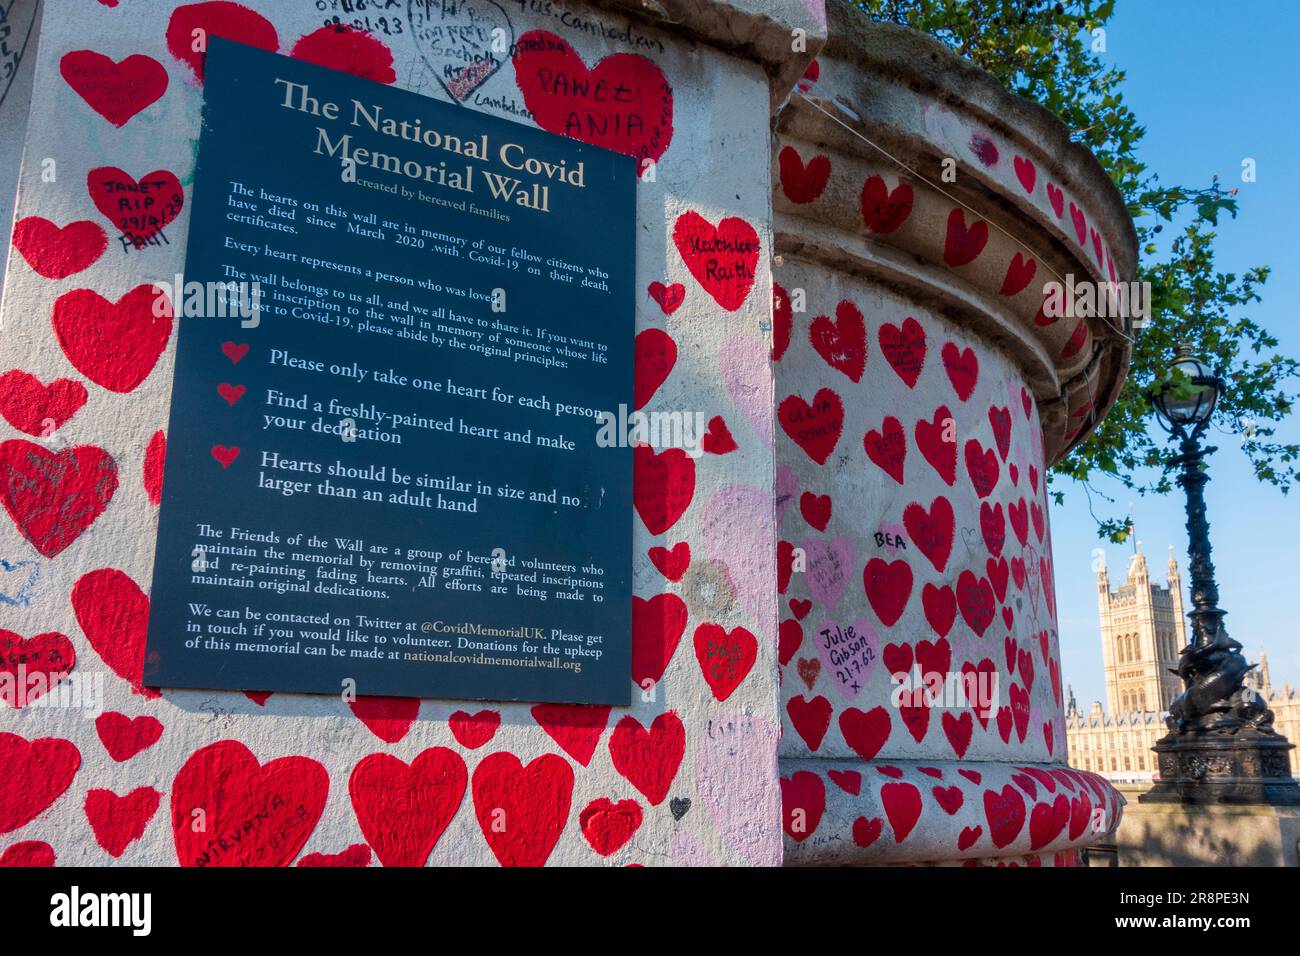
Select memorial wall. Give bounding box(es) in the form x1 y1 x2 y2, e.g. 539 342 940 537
0 0 807 867
0 0 1131 867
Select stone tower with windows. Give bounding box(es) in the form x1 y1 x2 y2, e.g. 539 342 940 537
1097 545 1186 715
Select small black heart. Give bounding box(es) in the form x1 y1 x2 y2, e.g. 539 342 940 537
669 797 691 821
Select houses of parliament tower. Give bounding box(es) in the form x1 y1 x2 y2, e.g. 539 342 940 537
1097 546 1185 716
1066 542 1300 779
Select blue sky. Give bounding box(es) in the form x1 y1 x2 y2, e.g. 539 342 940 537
1051 0 1300 710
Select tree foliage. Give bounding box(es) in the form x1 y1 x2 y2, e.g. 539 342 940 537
856 0 1300 538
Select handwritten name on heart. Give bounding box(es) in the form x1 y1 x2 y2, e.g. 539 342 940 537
86 167 184 248
60 51 168 127
814 619 878 701
514 30 673 168
778 388 844 465
408 0 513 101
171 740 328 867
672 211 759 311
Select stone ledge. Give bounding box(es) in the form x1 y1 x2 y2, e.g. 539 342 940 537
597 0 826 108
781 757 1126 865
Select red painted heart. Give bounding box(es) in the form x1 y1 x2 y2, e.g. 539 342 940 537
0 371 88 437
809 299 867 382
940 343 979 401
964 439 1000 499
349 695 420 743
94 712 163 762
0 629 75 707
943 208 989 267
956 570 995 637
171 740 328 866
878 317 926 387
530 703 611 766
60 51 168 127
914 405 956 485
693 623 757 701
860 176 913 233
839 706 891 759
778 388 844 465
0 734 80 833
631 593 688 687
800 491 832 531
11 217 107 279
1013 155 1036 194
289 24 397 84
349 748 467 867
448 709 500 749
633 445 694 534
86 167 184 247
781 771 825 842
143 430 166 506
988 406 1012 459
647 542 690 581
633 327 676 410
864 415 907 484
71 567 156 697
513 30 673 168
864 558 912 627
579 797 642 856
903 495 954 573
0 441 118 558
881 782 923 842
52 285 172 393
647 281 685 316
787 694 833 751
921 583 956 638
980 501 1005 557
85 786 160 857
779 146 831 204
672 211 759 311
470 751 573 867
166 1 279 83
609 711 684 806
772 282 793 361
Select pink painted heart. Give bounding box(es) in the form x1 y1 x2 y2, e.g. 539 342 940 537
813 618 878 701
804 535 854 611
695 714 781 866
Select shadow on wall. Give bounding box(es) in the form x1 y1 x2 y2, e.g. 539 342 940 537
0 0 42 306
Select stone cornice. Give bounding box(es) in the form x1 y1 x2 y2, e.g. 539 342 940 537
772 0 1138 467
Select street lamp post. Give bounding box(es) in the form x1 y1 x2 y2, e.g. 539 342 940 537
1142 345 1300 805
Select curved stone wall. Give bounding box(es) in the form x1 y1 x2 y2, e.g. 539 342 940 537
774 0 1134 865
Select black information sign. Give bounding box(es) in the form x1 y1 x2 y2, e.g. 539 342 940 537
144 39 634 704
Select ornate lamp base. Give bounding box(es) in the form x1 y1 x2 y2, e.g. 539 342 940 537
1140 728 1300 806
